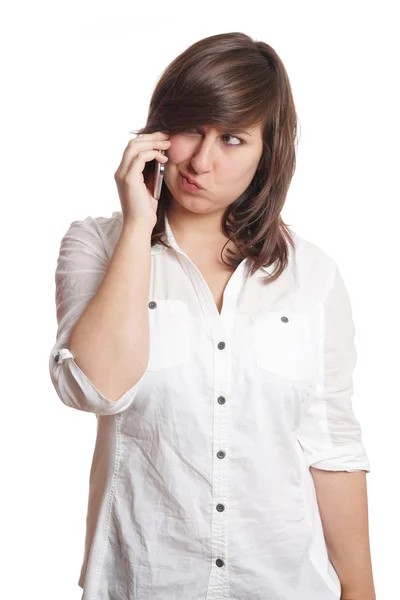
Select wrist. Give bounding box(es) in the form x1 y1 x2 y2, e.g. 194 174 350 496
121 220 155 237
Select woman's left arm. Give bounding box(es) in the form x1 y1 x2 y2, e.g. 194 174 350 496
310 467 376 600
295 260 376 599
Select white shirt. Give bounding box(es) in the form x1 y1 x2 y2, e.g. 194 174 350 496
49 210 371 600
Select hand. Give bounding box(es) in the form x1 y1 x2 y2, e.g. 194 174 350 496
114 131 170 228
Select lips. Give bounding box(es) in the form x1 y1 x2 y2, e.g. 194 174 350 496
179 172 203 189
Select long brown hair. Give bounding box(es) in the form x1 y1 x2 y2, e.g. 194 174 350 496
131 32 299 282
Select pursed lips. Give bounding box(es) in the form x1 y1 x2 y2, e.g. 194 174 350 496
179 172 204 189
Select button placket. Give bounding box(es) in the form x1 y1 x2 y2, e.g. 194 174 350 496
206 338 230 599
166 240 244 599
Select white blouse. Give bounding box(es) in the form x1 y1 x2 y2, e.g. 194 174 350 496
49 210 371 600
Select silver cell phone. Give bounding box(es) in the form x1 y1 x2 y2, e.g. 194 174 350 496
153 150 165 200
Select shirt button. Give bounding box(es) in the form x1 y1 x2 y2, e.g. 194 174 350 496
54 352 60 362
216 503 225 512
217 341 226 350
148 301 157 309
216 558 224 568
217 450 226 459
281 315 289 323
217 396 226 405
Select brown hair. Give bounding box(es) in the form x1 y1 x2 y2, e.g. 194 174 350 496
131 31 299 282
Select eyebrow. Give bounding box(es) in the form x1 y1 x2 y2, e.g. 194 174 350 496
199 126 252 137
227 130 251 136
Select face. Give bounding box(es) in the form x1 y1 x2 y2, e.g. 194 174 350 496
163 122 264 216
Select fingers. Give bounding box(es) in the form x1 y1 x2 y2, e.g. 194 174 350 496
119 149 169 185
115 132 171 178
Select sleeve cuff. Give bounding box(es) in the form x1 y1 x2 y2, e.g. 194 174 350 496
51 348 141 415
300 442 371 472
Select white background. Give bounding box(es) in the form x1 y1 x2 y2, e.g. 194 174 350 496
1 1 398 597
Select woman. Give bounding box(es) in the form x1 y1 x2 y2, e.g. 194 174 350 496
49 32 375 600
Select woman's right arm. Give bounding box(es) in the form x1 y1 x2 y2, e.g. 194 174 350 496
49 131 170 414
68 221 153 403
49 219 154 415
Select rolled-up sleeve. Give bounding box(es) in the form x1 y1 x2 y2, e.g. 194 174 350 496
296 262 371 472
49 217 142 415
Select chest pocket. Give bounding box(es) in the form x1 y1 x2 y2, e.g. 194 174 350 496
146 298 191 371
250 308 319 383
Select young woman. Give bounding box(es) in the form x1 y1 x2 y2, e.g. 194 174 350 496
49 32 375 600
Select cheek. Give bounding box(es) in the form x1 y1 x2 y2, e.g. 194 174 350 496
166 138 191 163
222 159 257 185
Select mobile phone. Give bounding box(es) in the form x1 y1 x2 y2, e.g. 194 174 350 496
153 150 165 200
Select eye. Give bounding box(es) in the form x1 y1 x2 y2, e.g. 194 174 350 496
184 129 244 147
221 133 244 146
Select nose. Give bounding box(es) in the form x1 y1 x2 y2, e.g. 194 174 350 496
189 138 214 175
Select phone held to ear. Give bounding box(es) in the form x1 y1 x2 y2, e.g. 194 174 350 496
153 150 165 200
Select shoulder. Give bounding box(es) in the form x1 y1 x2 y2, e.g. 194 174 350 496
77 209 122 234
66 210 123 260
291 231 337 301
292 231 336 272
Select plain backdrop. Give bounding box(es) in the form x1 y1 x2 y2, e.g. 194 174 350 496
1 1 398 598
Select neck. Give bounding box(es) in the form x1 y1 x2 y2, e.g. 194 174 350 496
166 202 228 248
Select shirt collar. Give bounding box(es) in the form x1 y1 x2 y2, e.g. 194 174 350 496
114 210 282 275
157 212 281 277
